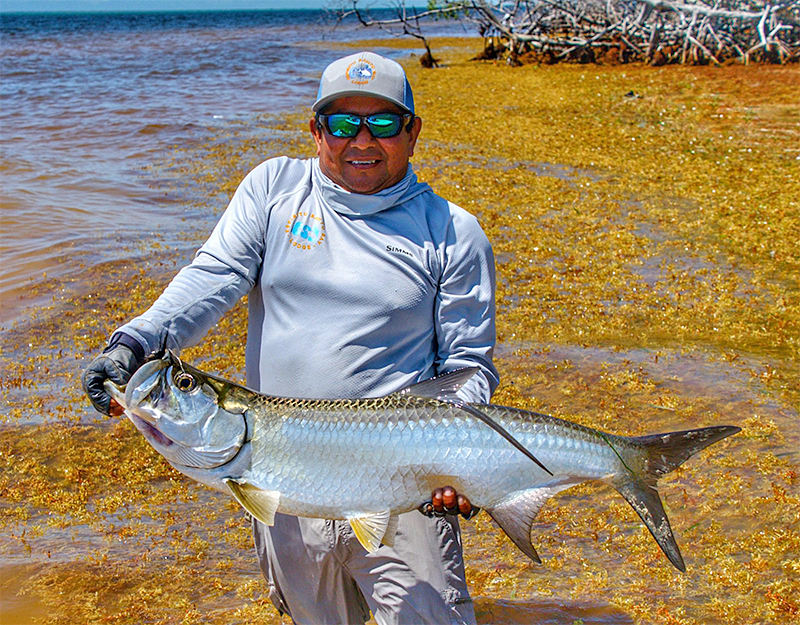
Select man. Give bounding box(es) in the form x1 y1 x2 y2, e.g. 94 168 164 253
83 51 498 624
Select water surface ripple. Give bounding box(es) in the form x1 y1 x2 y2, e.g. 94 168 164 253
0 10 453 322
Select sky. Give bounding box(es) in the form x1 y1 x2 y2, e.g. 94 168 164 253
0 0 338 12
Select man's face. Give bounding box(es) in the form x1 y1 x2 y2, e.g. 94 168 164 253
310 95 422 195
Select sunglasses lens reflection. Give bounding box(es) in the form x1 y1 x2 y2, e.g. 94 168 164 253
323 113 406 138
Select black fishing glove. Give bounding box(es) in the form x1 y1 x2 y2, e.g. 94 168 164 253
82 333 143 415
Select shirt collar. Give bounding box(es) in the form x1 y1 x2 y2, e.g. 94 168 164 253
312 159 430 216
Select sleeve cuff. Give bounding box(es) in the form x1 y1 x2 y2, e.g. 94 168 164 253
104 331 146 363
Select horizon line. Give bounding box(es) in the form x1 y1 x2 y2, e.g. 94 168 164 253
1 4 431 16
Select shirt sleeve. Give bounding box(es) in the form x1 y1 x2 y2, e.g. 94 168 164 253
116 162 271 356
434 203 500 404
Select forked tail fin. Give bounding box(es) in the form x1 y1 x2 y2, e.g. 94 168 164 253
612 425 741 572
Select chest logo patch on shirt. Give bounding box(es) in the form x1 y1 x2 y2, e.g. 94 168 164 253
286 211 326 251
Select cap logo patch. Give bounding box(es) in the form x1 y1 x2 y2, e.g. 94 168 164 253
346 59 376 85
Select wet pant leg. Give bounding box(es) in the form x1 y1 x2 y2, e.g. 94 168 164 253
252 512 476 625
253 513 371 625
345 511 477 625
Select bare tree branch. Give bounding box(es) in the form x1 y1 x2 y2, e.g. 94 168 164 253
331 0 800 65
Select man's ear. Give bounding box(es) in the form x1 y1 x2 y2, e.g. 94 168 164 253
309 117 323 155
408 116 422 158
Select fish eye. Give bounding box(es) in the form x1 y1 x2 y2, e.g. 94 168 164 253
174 372 198 393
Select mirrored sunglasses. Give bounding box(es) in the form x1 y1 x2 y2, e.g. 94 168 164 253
317 113 413 139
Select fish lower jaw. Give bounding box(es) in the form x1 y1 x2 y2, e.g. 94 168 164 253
128 413 173 448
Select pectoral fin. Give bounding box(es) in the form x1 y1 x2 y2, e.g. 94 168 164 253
347 511 399 552
487 486 569 564
225 479 281 526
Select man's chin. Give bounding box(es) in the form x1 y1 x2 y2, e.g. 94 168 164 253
340 173 388 195
320 160 402 194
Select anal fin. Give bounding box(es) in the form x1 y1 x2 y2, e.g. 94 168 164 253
225 479 281 526
347 510 399 553
486 486 568 564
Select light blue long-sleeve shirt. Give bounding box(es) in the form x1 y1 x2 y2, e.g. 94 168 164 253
117 157 498 402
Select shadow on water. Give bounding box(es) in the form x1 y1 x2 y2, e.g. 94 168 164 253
0 564 630 625
474 596 634 624
0 564 46 625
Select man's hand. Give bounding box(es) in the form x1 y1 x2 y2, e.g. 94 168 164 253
82 343 140 416
419 486 480 520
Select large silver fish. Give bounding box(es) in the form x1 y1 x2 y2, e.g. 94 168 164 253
106 351 740 571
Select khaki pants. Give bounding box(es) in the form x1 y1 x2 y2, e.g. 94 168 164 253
253 511 477 625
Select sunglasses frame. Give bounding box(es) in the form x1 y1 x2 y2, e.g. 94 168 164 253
316 112 414 139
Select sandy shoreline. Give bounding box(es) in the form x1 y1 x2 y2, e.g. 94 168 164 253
1 40 798 624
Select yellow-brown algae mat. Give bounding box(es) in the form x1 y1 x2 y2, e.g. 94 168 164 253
1 40 797 624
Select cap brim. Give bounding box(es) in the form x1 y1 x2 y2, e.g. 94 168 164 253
312 91 413 114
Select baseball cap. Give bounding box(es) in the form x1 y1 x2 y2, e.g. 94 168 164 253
313 51 415 114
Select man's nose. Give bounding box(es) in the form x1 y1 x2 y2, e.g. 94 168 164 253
350 122 376 146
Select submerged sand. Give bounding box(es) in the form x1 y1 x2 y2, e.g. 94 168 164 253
1 40 798 624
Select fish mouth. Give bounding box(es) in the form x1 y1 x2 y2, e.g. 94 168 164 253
104 354 176 447
128 412 174 448
112 352 246 470
125 355 170 418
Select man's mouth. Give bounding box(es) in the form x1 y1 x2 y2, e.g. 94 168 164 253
347 159 379 167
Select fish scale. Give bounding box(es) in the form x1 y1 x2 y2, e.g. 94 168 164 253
251 404 505 514
106 351 741 571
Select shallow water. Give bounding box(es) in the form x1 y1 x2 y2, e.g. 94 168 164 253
1 338 794 624
0 9 465 323
474 597 635 624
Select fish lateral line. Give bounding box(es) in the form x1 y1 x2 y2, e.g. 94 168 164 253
598 431 636 477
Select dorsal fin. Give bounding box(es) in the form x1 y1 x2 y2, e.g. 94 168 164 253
459 403 554 476
397 369 553 476
395 367 479 401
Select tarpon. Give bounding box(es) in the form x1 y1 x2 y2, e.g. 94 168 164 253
105 351 740 571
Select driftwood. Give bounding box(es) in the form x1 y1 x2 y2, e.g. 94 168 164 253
335 0 800 65
337 2 445 67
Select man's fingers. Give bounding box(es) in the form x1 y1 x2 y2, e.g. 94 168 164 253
108 399 125 417
82 344 140 416
442 487 457 511
82 368 111 415
433 486 464 514
457 494 472 516
422 486 481 520
418 502 435 517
